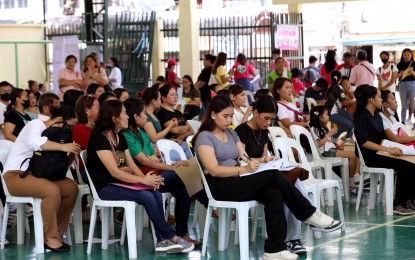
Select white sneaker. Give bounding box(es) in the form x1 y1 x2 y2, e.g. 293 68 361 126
345 138 355 145
353 174 360 185
263 250 299 260
303 210 334 228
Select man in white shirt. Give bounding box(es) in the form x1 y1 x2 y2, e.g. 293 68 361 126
0 81 13 140
37 93 60 121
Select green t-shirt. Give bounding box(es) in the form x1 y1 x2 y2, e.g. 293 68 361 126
123 128 155 158
267 70 292 91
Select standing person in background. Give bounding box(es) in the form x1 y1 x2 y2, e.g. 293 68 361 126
38 82 47 95
108 57 123 89
24 90 38 120
28 80 41 100
58 55 84 100
228 53 257 92
336 52 355 79
320 50 338 86
165 59 181 90
196 54 216 115
0 81 13 140
377 51 398 93
303 56 321 88
82 54 109 90
270 48 290 72
396 48 415 125
4 88 31 142
267 57 292 91
212 52 231 90
182 75 201 120
249 60 263 92
349 50 375 88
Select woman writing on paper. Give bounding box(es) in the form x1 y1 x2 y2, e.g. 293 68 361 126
87 100 194 253
354 85 415 215
234 95 318 255
123 97 207 245
193 95 343 260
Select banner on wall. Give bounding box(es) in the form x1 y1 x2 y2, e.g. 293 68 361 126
52 36 80 94
275 25 299 51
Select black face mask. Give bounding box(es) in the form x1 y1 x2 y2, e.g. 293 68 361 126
0 93 10 101
22 99 30 109
381 58 389 64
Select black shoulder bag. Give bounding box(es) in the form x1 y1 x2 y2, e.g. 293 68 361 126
19 122 73 181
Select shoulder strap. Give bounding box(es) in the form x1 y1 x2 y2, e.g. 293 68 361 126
103 133 119 163
19 158 31 178
360 63 374 76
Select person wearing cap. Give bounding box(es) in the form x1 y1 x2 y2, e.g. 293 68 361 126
165 58 181 89
336 52 355 79
270 48 290 72
349 50 375 88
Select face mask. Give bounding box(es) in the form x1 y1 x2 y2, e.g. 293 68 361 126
386 107 395 116
22 99 30 108
0 93 10 101
381 58 389 64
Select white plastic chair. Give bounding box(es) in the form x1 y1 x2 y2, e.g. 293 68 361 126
0 142 44 254
353 136 395 216
156 139 206 238
195 157 258 260
243 90 254 107
290 125 350 203
187 120 201 134
274 137 345 232
306 97 318 113
80 151 146 259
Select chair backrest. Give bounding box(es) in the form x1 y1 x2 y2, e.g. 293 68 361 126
268 126 295 160
194 155 215 201
156 139 187 165
0 140 14 197
174 100 187 114
290 125 323 161
275 137 314 177
187 120 201 134
80 150 100 200
352 134 368 168
243 90 254 107
185 135 194 156
306 97 317 113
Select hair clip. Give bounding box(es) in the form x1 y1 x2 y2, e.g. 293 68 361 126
314 111 319 116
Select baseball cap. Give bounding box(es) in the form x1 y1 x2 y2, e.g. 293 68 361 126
167 58 177 65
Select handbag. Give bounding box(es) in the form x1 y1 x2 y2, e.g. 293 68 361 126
20 122 73 181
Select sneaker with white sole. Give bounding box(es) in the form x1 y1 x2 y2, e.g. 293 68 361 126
353 174 360 185
303 210 343 232
345 138 355 145
311 219 344 232
286 239 307 255
155 240 183 253
263 250 299 260
393 205 415 216
175 237 195 253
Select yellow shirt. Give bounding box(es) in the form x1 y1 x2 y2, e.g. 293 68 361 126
215 65 230 88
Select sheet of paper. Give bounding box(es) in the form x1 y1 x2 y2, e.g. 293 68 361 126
240 159 287 177
381 139 415 155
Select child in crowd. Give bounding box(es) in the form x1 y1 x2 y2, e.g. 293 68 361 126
309 105 361 187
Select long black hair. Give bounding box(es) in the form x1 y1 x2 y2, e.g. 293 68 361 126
90 99 123 139
325 70 342 99
309 105 329 139
324 50 337 74
253 95 278 114
143 86 160 105
192 95 233 146
381 90 400 122
354 85 378 121
123 97 145 144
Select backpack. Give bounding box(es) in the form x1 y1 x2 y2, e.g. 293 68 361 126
19 122 73 181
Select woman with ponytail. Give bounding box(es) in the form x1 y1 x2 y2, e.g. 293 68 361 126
325 70 355 145
354 85 415 215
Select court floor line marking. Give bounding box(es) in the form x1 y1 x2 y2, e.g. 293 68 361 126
309 215 415 250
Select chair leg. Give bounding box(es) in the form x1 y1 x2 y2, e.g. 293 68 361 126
217 208 228 251
368 174 379 210
323 163 335 206
101 207 111 250
151 222 157 248
237 206 250 260
355 172 366 212
65 226 72 246
202 206 213 256
197 202 207 240
32 200 44 254
120 212 126 246
73 192 84 243
136 206 144 241
378 174 385 203
250 206 258 242
109 208 115 236
335 187 346 231
192 200 199 228
87 204 98 255
16 203 25 244
125 206 137 259
385 173 394 216
341 159 350 202
1 203 9 250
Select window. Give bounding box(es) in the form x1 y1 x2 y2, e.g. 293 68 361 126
18 0 27 8
4 0 15 9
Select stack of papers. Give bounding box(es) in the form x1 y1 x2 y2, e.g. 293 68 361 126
382 140 415 155
240 159 295 177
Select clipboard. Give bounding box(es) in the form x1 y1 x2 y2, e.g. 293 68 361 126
401 67 413 80
174 156 204 196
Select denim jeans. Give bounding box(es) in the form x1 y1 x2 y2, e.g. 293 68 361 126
98 184 176 241
236 78 253 92
398 80 415 122
158 170 191 237
329 112 353 139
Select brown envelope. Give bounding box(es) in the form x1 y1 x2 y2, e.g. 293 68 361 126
174 156 204 196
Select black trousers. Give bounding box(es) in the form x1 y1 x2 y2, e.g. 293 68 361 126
365 154 415 206
206 170 316 253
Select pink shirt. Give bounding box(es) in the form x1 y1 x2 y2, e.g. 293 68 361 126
231 62 255 80
270 58 291 72
349 61 375 87
58 68 83 100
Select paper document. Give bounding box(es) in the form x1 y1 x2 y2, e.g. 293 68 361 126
240 159 294 177
381 139 415 155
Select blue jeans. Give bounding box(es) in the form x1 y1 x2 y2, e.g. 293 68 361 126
236 78 253 92
398 80 415 122
329 112 353 139
158 171 191 237
98 184 176 241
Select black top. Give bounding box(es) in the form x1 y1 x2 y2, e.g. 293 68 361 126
235 122 269 158
4 110 31 137
197 66 212 102
157 106 187 139
325 85 347 114
87 132 128 193
397 61 415 82
354 108 388 161
303 87 327 114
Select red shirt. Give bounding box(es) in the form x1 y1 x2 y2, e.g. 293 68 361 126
166 70 179 89
231 62 255 80
292 78 306 95
72 124 92 169
320 63 338 86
